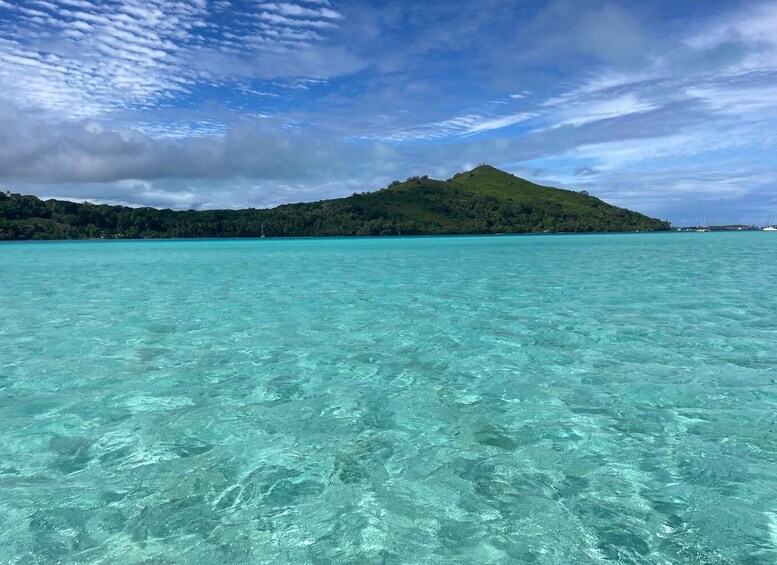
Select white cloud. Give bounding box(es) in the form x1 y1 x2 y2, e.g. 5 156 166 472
0 0 352 121
362 108 537 142
550 94 658 127
686 79 777 119
686 2 777 51
259 2 342 20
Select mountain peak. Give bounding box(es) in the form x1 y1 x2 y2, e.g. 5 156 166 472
451 164 527 185
468 164 507 174
458 164 517 179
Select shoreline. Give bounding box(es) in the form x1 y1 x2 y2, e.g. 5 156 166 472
0 229 685 244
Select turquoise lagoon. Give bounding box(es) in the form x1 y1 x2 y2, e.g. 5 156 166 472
1 233 776 563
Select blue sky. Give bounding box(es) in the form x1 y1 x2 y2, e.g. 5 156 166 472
0 0 776 224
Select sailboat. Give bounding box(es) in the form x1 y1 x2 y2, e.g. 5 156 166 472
261 222 266 238
695 218 710 232
764 212 777 231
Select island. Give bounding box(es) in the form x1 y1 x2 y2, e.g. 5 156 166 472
0 165 670 240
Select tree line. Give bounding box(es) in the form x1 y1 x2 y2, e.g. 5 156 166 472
0 176 670 240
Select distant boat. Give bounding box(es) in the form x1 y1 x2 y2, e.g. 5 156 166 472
261 222 266 238
764 212 776 231
695 218 710 232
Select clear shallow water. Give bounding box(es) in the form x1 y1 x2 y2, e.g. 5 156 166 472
1 233 776 564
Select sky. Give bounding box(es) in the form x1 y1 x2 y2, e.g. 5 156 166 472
0 0 776 225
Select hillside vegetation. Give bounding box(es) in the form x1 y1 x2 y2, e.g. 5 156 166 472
0 165 670 240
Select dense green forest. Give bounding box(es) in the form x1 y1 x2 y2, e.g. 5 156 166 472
0 165 670 240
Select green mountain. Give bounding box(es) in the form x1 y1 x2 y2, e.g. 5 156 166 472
0 165 669 240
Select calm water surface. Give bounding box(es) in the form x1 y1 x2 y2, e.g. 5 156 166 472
1 233 776 563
